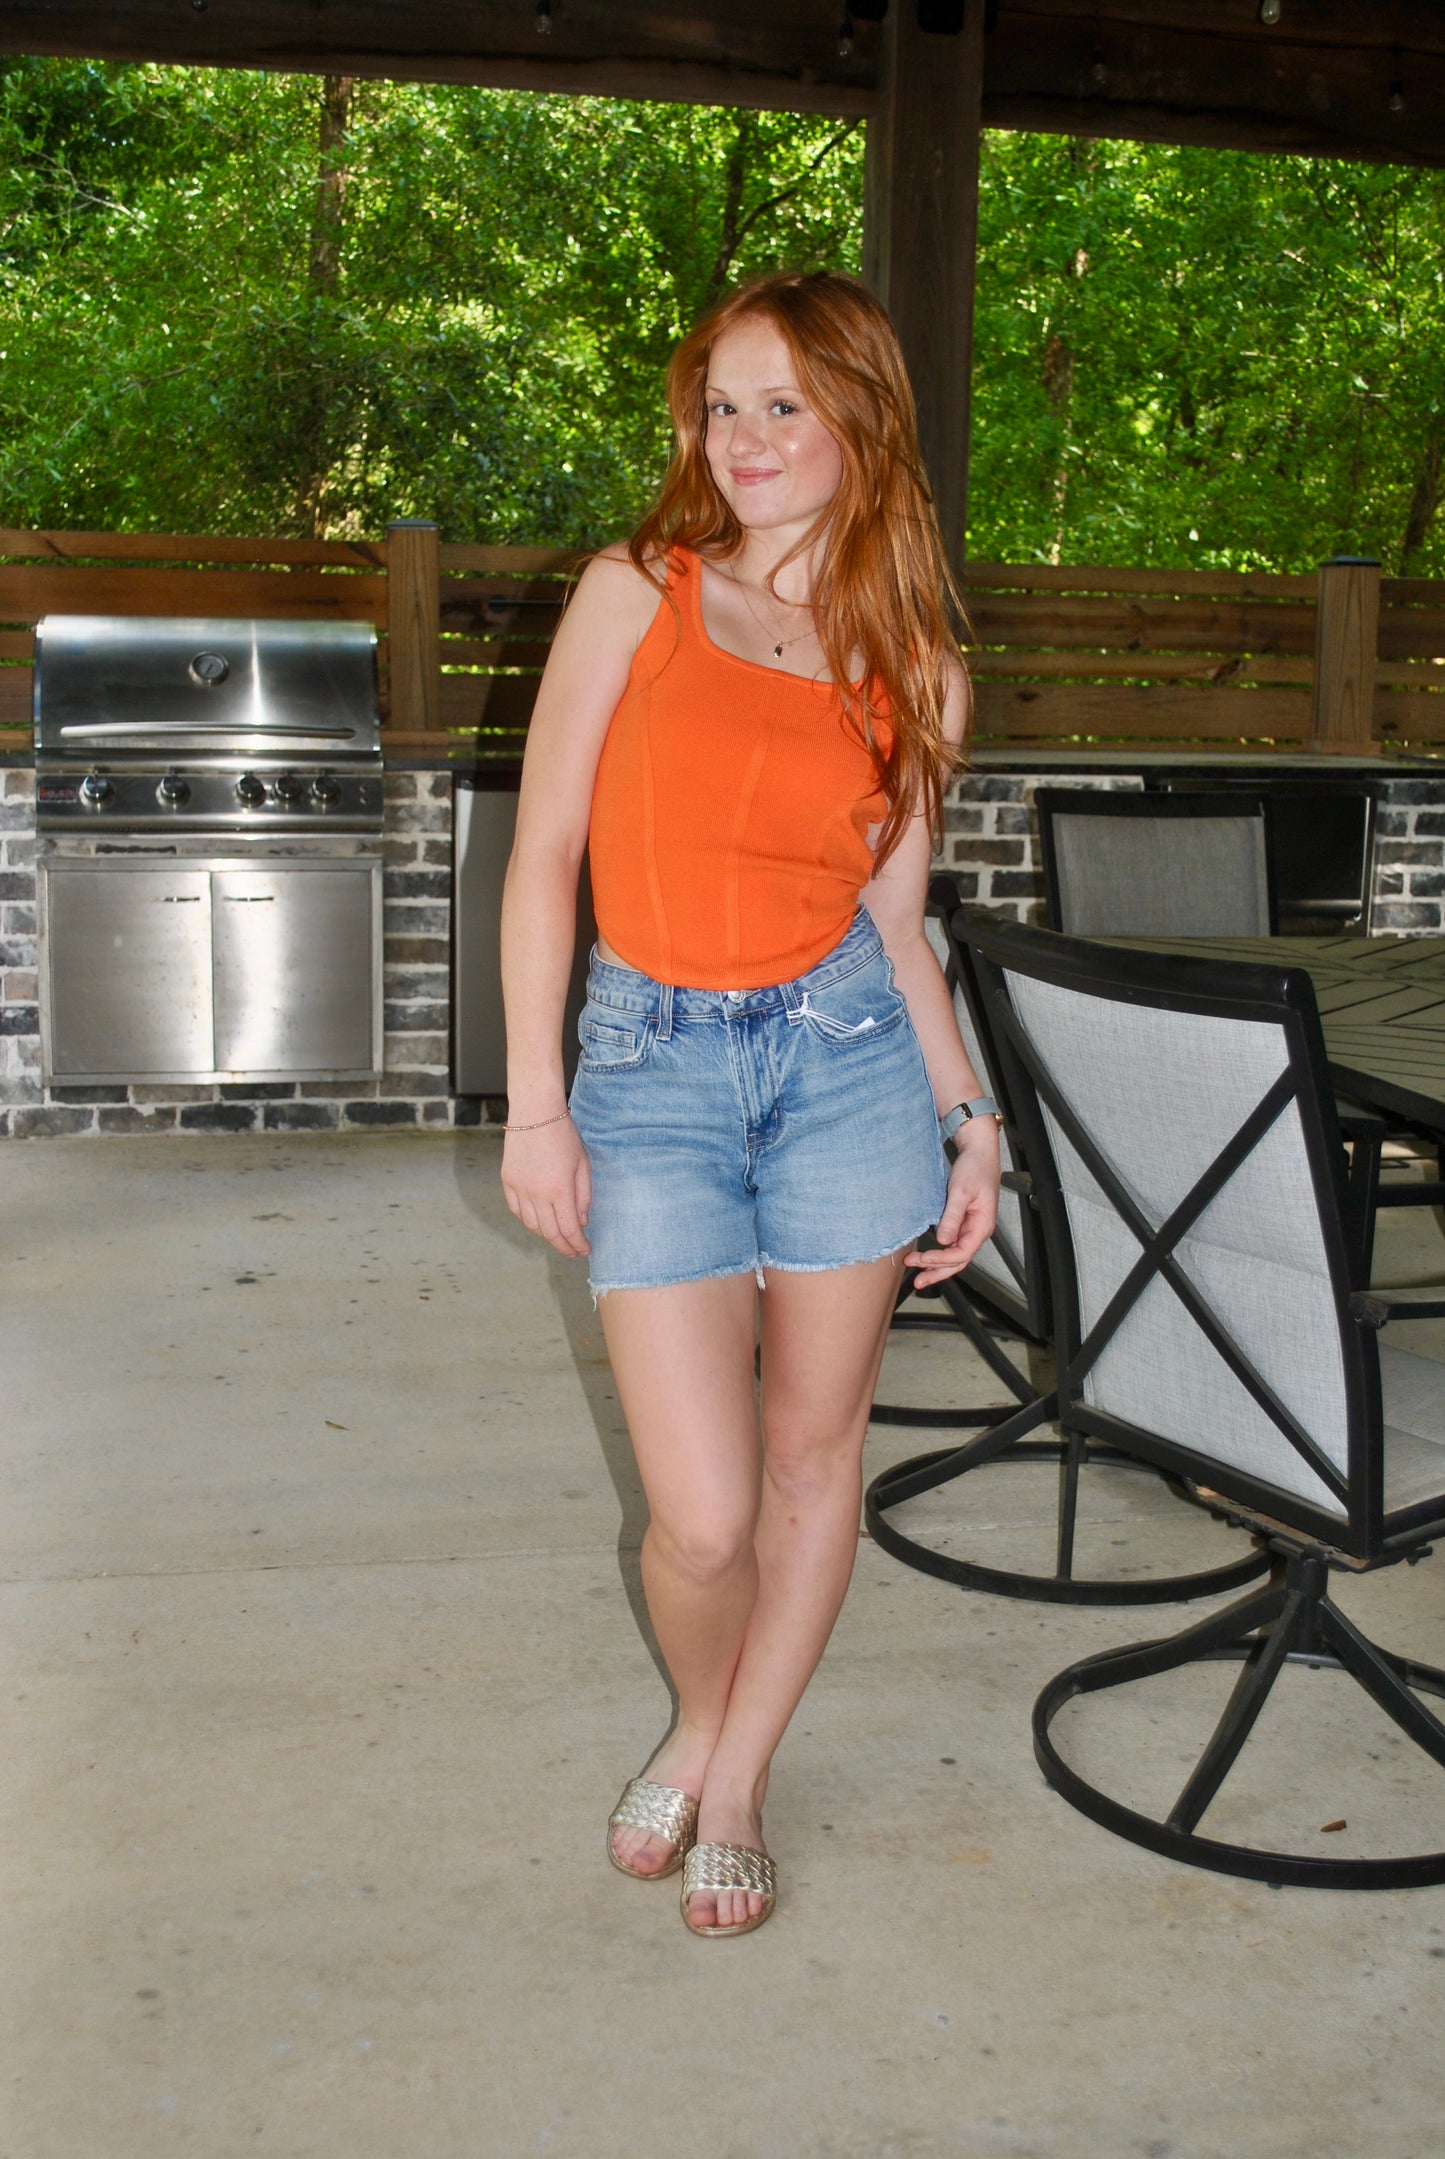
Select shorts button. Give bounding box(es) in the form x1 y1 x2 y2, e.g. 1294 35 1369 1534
727 990 742 1001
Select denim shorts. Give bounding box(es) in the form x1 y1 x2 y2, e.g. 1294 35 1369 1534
569 908 948 1296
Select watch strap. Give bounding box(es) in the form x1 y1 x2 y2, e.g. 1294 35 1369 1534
940 1097 1003 1143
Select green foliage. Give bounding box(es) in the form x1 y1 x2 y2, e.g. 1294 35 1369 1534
0 63 863 543
0 60 1442 572
971 133 1445 574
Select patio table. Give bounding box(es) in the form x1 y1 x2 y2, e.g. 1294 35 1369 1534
1101 932 1445 1143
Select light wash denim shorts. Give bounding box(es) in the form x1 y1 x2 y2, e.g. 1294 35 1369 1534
569 908 948 1296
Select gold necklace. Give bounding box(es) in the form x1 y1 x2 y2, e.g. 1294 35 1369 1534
724 560 815 660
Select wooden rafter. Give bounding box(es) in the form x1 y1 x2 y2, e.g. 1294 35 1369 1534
0 2 1443 165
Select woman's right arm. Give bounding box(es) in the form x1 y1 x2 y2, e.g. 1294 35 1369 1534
498 549 661 1258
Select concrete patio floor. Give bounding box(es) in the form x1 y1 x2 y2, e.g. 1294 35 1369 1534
6 1130 1445 2159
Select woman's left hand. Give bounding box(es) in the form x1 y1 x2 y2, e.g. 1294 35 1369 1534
904 1123 1001 1290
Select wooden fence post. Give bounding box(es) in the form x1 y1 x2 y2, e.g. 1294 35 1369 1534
1310 555 1380 755
386 518 440 733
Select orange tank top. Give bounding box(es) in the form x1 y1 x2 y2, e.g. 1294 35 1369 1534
588 548 890 990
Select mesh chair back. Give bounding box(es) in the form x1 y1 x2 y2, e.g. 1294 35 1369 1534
968 922 1380 1551
924 887 1046 1339
1036 790 1273 937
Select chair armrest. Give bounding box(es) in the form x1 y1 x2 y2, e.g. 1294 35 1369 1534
1350 1291 1445 1329
1335 1105 1387 1145
1000 1169 1032 1197
928 871 969 912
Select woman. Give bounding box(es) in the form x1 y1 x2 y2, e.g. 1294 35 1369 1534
499 271 1000 1939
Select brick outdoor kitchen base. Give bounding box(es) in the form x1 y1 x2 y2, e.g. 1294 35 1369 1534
0 763 460 1138
1 755 1442 1138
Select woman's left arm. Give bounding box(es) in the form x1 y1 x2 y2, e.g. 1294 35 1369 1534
861 660 999 1289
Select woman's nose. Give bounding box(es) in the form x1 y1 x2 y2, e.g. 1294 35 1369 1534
727 414 767 455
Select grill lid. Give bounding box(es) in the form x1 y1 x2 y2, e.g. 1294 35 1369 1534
34 616 381 756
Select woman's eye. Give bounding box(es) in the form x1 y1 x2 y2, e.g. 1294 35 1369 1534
770 401 798 416
709 401 736 417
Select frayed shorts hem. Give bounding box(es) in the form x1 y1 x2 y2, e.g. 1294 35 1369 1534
757 1219 937 1275
589 1221 933 1299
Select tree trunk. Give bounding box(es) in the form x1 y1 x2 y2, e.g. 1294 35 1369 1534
294 74 355 537
309 74 354 298
1400 429 1445 573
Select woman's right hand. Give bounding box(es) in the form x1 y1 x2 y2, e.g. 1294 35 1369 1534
500 1116 592 1258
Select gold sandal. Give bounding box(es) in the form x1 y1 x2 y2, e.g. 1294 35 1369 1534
680 1841 777 1937
606 1778 698 1880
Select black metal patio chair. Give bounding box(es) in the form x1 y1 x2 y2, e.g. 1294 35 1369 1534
967 916 1445 1888
1035 788 1275 938
871 877 1051 1447
865 888 1269 1607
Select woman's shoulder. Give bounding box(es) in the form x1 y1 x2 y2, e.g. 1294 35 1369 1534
566 543 671 649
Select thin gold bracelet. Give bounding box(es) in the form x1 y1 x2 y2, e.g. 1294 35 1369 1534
502 1108 573 1133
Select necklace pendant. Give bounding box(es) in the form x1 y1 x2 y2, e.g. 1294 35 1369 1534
773 642 783 658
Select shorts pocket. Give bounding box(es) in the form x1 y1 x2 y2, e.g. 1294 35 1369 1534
797 968 907 1047
577 1003 654 1071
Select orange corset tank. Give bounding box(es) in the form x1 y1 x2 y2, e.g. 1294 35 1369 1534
587 548 890 990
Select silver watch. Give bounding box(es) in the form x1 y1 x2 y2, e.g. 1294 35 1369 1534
939 1097 1003 1145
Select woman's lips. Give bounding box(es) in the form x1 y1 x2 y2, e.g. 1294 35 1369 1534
730 468 781 486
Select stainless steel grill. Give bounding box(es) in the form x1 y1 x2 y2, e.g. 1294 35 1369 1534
35 615 385 1085
34 615 384 833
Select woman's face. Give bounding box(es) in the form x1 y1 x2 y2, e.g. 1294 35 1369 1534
702 316 844 540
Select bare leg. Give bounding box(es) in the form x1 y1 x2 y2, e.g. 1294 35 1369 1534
598 1271 762 1874
688 1249 905 1929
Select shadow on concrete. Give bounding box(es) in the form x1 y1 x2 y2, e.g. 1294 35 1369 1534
449 1133 670 1698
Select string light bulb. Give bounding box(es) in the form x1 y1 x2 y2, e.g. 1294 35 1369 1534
1259 0 1281 24
1389 48 1405 114
838 11 855 56
535 0 552 32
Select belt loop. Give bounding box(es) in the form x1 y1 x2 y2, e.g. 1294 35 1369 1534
780 980 803 1026
657 981 674 1041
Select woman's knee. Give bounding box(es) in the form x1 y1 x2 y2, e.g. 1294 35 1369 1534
762 1420 863 1505
647 1506 755 1586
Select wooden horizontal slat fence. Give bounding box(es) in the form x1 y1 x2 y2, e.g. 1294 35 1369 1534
963 562 1317 752
1 527 1442 761
1375 577 1445 752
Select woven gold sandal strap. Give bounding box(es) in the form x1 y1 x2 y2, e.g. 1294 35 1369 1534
609 1779 698 1847
681 1842 776 1900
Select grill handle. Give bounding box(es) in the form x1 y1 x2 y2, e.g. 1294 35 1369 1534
58 720 359 741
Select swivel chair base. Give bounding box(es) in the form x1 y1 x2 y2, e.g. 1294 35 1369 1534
866 1406 1270 1607
1033 1547 1445 1888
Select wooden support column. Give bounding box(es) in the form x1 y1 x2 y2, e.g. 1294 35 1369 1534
386 518 440 732
1310 555 1381 756
863 0 986 571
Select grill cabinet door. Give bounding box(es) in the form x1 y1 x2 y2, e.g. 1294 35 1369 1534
44 864 213 1077
211 865 377 1076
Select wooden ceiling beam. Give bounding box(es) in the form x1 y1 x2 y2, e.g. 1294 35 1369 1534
0 1 877 117
987 2 1445 168
1 2 1443 167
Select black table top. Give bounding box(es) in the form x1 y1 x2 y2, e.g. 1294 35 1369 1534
1107 932 1445 1139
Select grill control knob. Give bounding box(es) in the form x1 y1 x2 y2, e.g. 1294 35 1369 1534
235 772 267 807
79 772 113 807
271 770 305 805
157 769 190 806
310 771 342 807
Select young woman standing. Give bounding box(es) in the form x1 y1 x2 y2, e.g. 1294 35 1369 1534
499 272 1000 1938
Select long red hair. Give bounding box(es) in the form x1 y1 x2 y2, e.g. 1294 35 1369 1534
628 271 969 868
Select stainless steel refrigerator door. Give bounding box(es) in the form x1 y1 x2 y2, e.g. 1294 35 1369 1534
43 862 214 1077
211 864 380 1077
452 779 594 1096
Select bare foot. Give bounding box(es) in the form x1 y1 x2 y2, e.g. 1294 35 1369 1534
684 1778 771 1932
609 1725 716 1877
